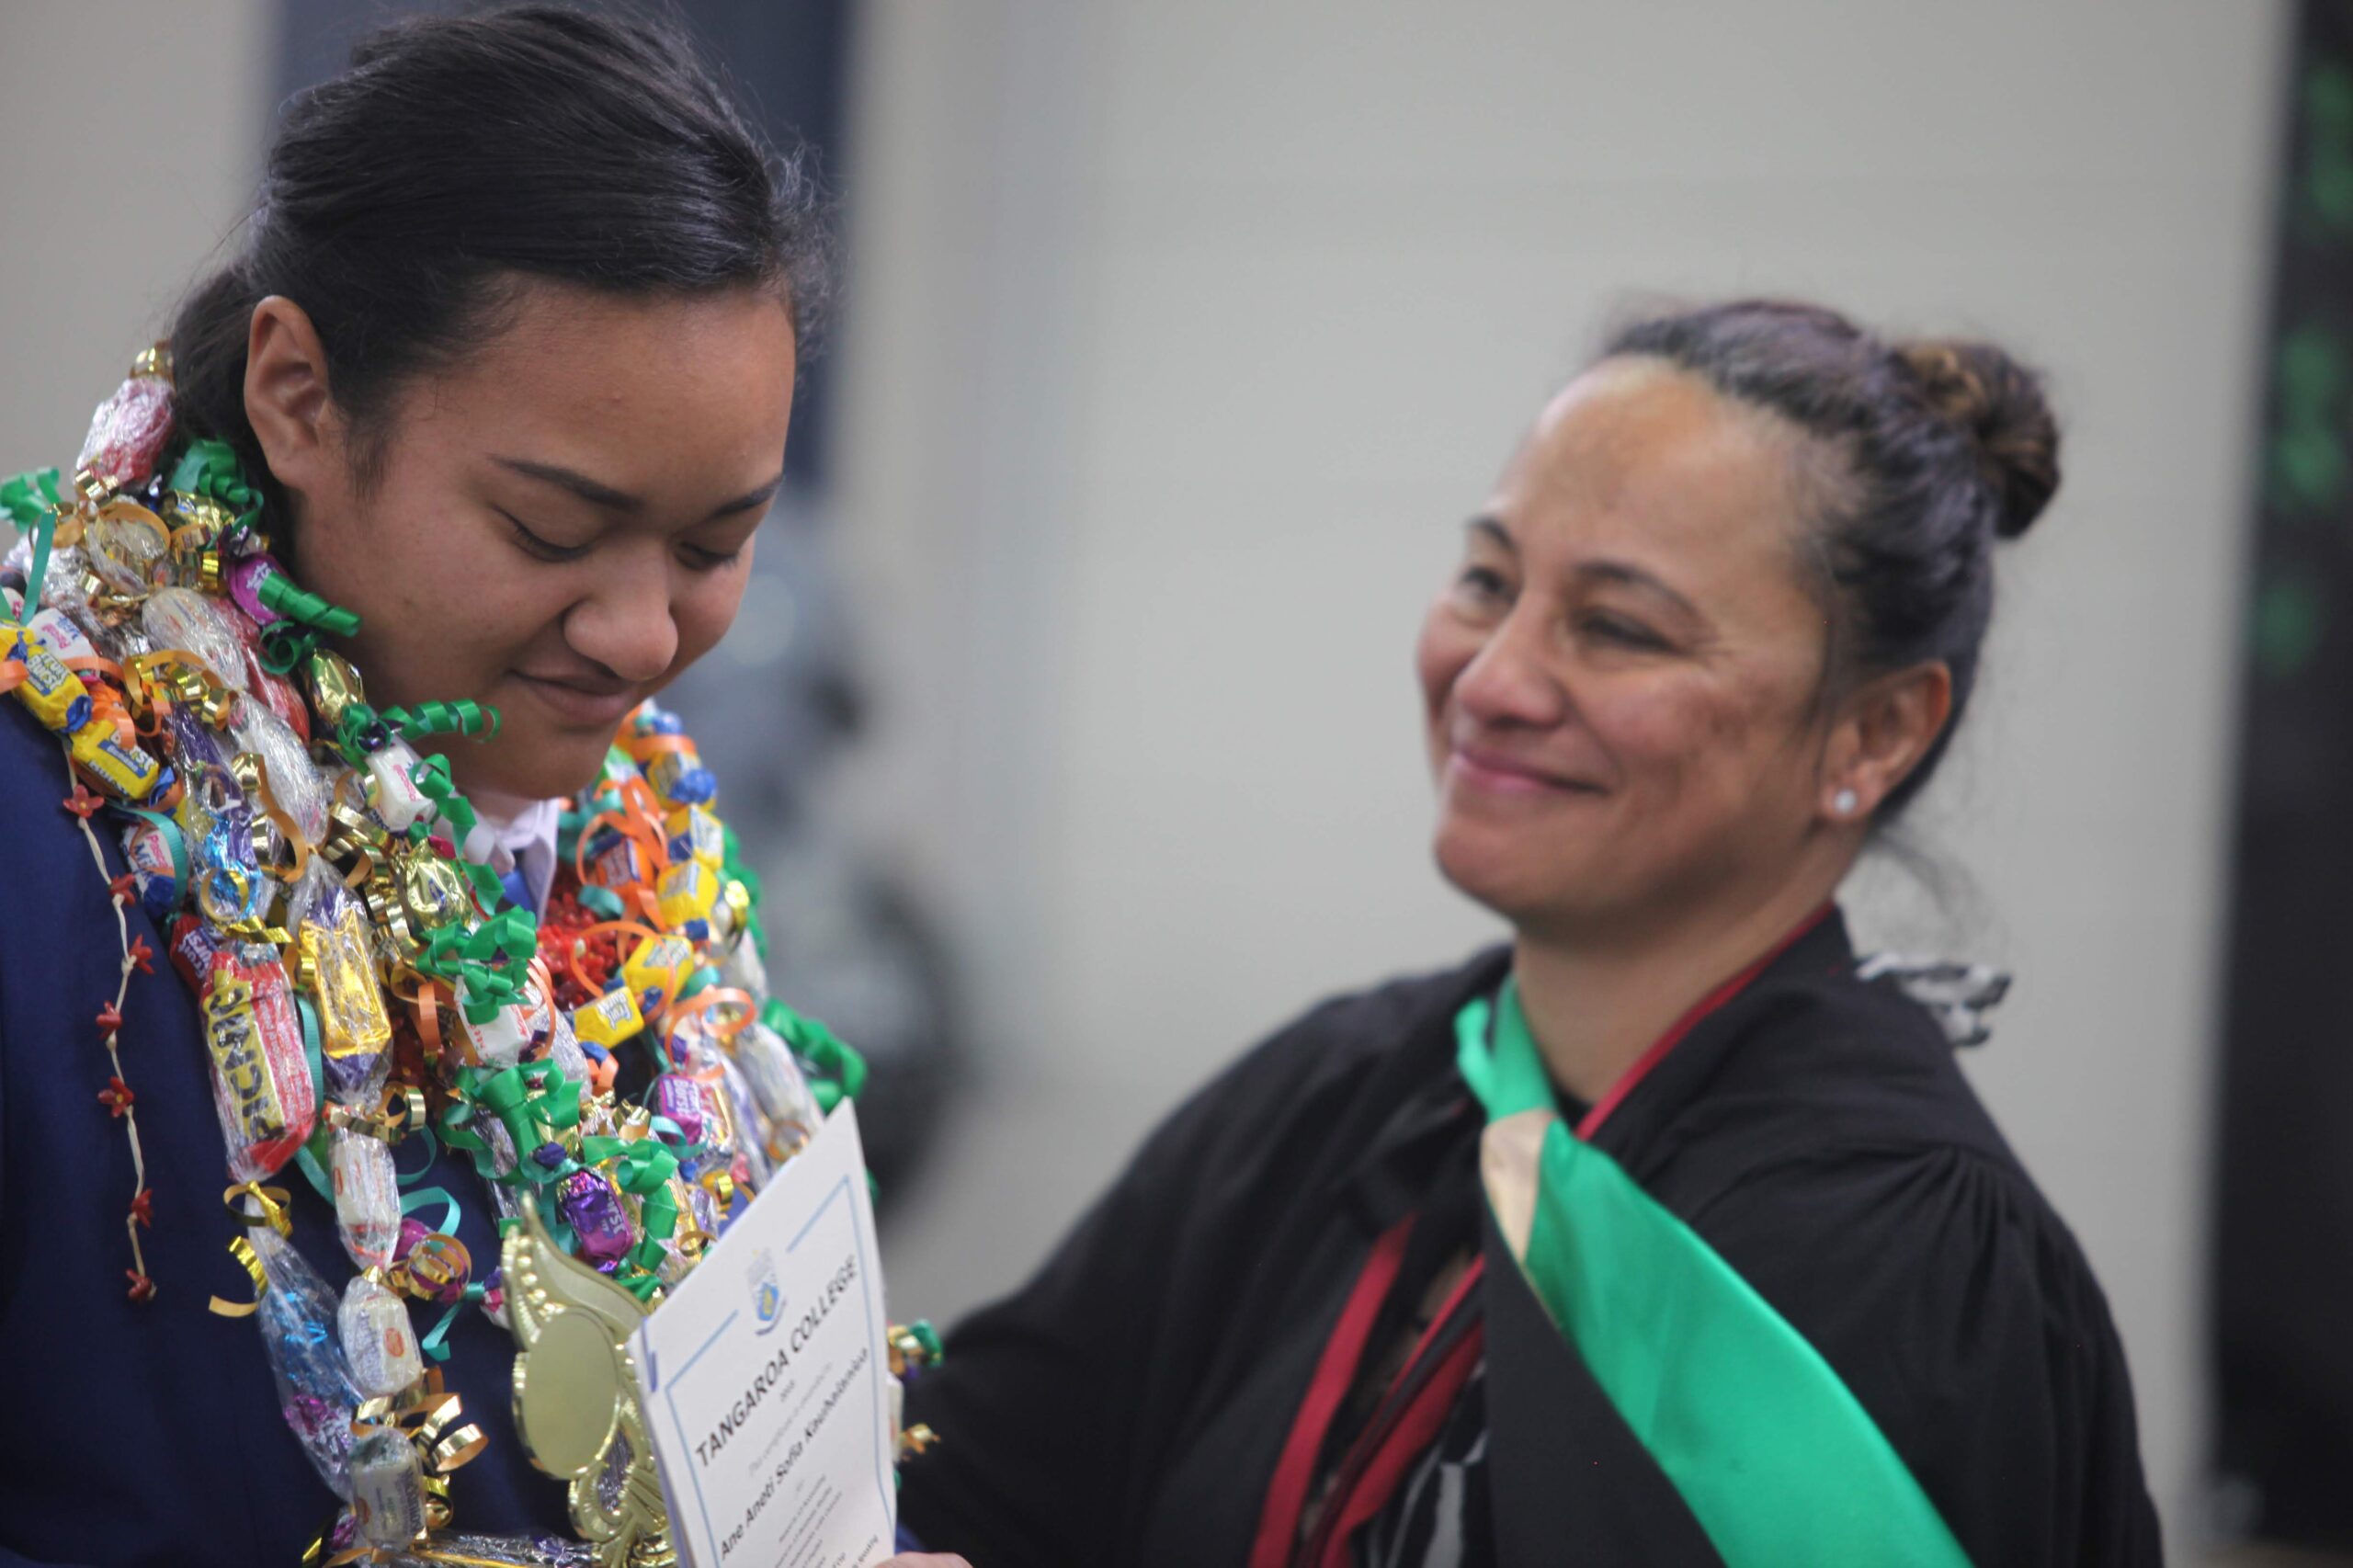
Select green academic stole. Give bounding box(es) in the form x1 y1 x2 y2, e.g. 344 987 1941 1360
1456 979 1972 1567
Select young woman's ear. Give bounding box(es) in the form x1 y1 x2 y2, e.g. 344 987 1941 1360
242 295 341 501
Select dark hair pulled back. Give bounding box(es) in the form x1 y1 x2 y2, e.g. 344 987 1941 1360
170 3 827 522
1605 299 2061 815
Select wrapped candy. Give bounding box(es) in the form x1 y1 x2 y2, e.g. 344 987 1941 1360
646 744 715 806
69 722 166 801
331 1130 402 1271
224 603 308 741
166 912 226 993
120 816 183 923
554 1168 633 1265
620 935 694 1019
141 585 249 693
654 861 719 942
367 738 433 833
294 869 394 1103
202 943 317 1180
339 1271 424 1399
226 551 289 627
572 987 643 1053
249 1228 360 1499
25 605 97 663
348 1424 427 1548
80 501 171 606
5 624 92 732
233 702 327 845
626 706 715 805
648 1074 711 1151
541 1004 591 1084
663 805 724 869
77 351 176 487
731 1019 823 1153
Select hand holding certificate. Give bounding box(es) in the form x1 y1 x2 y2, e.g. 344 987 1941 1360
634 1102 899 1568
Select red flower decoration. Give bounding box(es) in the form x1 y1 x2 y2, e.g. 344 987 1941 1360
62 785 103 820
94 1002 123 1039
129 1188 153 1229
126 936 154 975
108 872 138 906
97 1076 135 1117
124 1270 155 1303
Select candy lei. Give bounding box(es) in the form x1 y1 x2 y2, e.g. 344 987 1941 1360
1 348 931 1562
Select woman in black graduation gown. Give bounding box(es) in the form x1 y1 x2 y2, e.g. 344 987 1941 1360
897 300 2163 1567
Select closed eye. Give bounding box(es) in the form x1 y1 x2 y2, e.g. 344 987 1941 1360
1581 611 1670 651
680 542 745 572
1458 564 1510 597
500 509 591 563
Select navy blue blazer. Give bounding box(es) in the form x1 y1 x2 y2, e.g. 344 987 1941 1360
0 697 568 1566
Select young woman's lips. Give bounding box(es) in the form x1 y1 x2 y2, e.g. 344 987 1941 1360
1448 744 1590 798
511 671 638 729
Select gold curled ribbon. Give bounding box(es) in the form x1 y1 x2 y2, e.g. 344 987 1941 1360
323 1084 428 1146
365 860 421 968
353 1373 488 1520
208 1235 268 1319
387 1233 472 1301
126 650 238 731
224 1180 294 1236
230 749 312 885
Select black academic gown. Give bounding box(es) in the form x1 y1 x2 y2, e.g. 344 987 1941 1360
899 915 2163 1567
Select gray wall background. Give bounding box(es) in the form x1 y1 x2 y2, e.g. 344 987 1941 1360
0 3 2291 1558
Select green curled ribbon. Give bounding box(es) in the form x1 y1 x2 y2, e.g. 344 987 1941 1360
405 754 522 922
762 1000 869 1110
415 906 540 1027
386 700 500 744
579 1132 684 1301
1 468 62 610
168 439 265 531
258 620 320 677
255 570 359 636
440 1061 583 1186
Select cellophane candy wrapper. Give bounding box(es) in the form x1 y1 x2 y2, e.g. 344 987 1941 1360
233 700 329 844
718 1054 777 1187
732 1018 823 1156
349 1423 428 1548
203 942 318 1180
297 867 395 1104
339 1270 424 1399
251 1228 361 1499
375 1534 601 1567
332 1128 402 1271
77 367 175 485
141 585 249 692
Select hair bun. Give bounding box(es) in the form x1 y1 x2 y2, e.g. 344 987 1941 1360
1894 339 2061 539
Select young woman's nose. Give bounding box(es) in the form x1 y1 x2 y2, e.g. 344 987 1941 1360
561 564 680 685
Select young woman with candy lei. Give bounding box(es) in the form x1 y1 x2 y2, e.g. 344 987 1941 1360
0 11 942 1566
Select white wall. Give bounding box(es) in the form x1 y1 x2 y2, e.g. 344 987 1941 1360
0 2 271 479
842 4 2290 1556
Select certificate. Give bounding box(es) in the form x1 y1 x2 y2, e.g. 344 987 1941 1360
633 1101 896 1568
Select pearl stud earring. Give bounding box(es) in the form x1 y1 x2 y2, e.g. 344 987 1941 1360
1832 788 1859 818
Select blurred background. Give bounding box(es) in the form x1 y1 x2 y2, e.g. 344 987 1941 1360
2 0 2336 1560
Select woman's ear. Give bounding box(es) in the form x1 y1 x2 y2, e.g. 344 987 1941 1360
243 295 340 502
1817 662 1953 824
